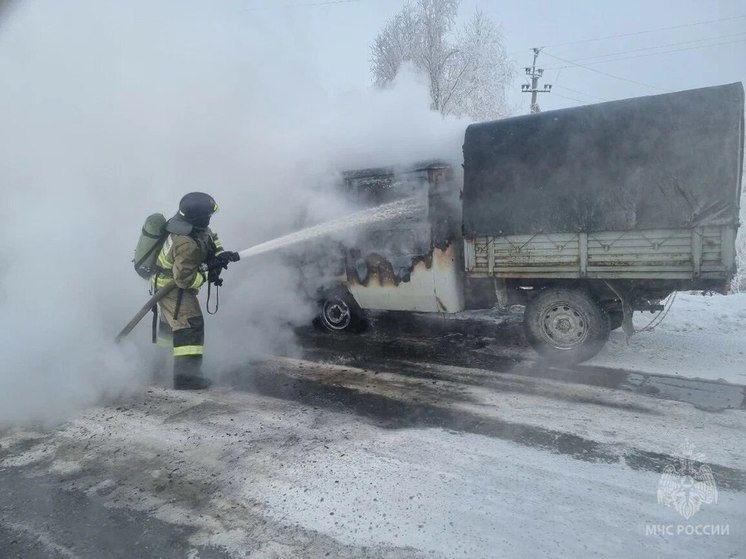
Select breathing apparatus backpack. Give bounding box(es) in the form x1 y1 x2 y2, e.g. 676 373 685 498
133 213 168 279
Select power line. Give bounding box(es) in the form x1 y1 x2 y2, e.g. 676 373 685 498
523 56 592 106
244 0 362 11
555 31 746 64
544 37 746 70
542 14 746 49
553 85 609 102
294 0 361 5
541 51 669 92
551 92 588 104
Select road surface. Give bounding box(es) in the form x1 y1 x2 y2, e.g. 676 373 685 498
1 311 744 558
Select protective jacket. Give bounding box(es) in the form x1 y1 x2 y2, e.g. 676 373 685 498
153 230 223 292
153 214 225 362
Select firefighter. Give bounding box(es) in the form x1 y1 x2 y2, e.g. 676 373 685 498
153 192 240 389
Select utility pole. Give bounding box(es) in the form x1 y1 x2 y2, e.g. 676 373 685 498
521 48 552 113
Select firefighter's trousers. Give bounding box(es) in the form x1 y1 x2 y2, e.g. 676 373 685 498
156 287 205 379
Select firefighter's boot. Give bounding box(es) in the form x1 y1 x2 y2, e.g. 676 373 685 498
173 355 212 390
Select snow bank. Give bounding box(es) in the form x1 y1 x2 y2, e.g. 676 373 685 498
591 293 746 385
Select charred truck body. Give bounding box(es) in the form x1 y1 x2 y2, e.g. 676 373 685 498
311 83 744 364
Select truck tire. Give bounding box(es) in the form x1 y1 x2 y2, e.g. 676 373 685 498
523 288 610 365
318 289 367 334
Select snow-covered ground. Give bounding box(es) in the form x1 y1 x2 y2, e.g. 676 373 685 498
2 363 744 558
592 292 746 385
1 292 744 558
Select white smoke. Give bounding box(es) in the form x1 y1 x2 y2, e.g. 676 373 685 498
0 0 468 426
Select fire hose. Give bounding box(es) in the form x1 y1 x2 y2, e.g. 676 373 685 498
115 281 177 343
115 259 230 343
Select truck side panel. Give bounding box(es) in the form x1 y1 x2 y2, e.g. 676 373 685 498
464 226 736 280
348 243 465 313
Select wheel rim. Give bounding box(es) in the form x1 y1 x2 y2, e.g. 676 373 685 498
539 303 590 349
322 299 351 330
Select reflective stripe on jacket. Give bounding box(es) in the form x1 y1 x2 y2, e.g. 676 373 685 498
154 230 223 291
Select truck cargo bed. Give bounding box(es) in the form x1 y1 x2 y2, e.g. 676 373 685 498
464 226 737 280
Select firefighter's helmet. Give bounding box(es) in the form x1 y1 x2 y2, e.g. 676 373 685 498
178 192 219 227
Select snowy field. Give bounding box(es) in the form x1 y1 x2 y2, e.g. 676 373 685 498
592 292 746 385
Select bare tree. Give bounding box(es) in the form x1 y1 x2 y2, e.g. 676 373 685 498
371 0 513 120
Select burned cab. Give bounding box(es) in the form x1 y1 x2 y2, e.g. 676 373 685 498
304 161 466 332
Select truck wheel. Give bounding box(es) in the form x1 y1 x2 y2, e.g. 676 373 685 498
523 288 610 365
318 289 367 333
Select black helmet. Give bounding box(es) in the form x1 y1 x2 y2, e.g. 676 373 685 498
178 192 218 227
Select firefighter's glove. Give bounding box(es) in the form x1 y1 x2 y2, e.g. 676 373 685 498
216 251 240 266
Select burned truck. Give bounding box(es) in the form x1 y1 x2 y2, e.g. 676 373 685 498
308 82 744 364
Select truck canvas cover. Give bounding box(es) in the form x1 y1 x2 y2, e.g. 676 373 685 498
462 83 745 237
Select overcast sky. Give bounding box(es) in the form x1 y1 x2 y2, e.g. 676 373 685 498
240 0 746 114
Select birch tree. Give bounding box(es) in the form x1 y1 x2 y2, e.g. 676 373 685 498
370 0 514 120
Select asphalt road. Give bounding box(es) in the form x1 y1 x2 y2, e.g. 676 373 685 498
1 312 744 558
